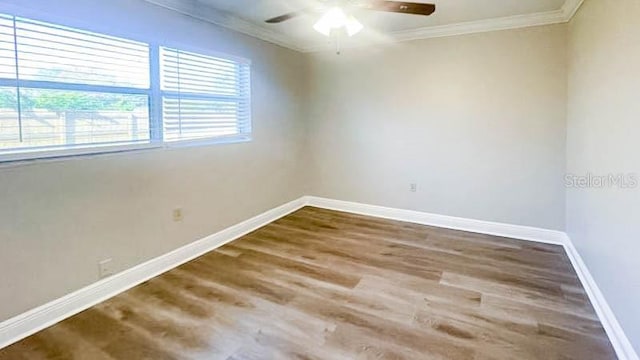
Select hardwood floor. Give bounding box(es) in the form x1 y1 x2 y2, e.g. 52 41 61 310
0 207 616 359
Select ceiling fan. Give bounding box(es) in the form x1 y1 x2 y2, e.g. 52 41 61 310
265 1 436 37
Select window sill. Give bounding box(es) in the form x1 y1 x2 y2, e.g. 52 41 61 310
0 135 252 168
163 134 252 149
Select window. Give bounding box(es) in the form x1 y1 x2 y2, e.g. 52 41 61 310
160 47 251 142
0 13 251 162
0 15 151 156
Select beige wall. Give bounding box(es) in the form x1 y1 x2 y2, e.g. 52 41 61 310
305 25 568 230
567 0 640 353
0 0 306 321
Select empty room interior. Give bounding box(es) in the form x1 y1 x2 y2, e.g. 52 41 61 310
0 0 638 359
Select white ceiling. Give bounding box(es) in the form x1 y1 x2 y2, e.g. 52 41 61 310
147 0 583 52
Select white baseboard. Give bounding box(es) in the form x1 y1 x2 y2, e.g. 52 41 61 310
0 197 307 350
305 196 638 360
1 195 637 360
562 238 639 360
305 196 567 245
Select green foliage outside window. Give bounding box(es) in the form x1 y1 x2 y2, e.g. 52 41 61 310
0 88 144 112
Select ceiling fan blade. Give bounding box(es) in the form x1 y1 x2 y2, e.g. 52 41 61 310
265 12 301 23
364 1 436 16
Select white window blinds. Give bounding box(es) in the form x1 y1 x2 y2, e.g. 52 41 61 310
0 14 151 156
0 15 16 80
14 17 150 88
160 47 251 142
0 11 252 162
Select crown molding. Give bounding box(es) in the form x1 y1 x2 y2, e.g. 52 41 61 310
561 0 585 20
144 0 585 54
388 9 566 43
143 0 304 52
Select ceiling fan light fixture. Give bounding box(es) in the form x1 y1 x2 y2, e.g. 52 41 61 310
313 7 363 37
345 15 364 36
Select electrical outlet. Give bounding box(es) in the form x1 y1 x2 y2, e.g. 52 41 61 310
98 258 114 279
172 208 184 222
410 183 417 192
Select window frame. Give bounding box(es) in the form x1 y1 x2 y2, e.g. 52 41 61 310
157 45 252 145
0 14 252 164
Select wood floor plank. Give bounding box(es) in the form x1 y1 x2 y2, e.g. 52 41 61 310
0 207 617 359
